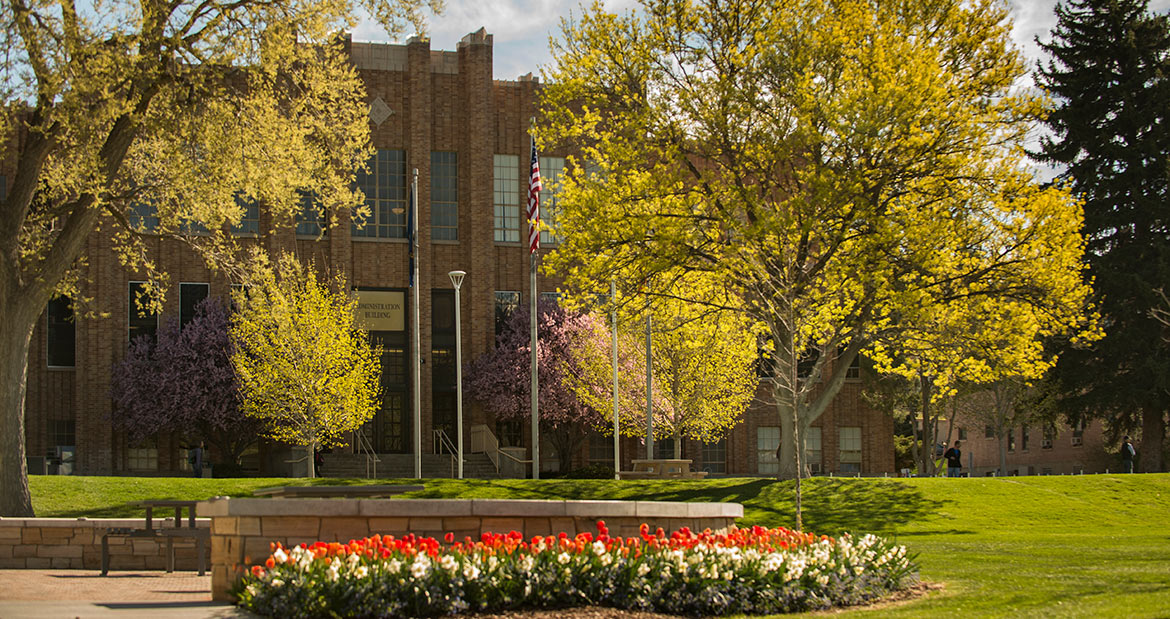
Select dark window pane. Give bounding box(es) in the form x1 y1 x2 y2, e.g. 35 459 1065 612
47 296 75 367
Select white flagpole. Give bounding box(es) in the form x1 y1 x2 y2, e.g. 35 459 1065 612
612 279 620 479
412 168 422 479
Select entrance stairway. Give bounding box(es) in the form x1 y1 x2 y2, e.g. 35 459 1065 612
319 452 501 479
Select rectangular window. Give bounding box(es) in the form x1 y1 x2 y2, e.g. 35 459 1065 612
494 154 520 242
540 291 562 305
0 175 6 200
757 426 780 474
538 156 565 245
1042 425 1055 449
655 437 676 460
127 445 158 471
431 289 456 432
494 291 520 339
1008 429 1016 452
128 202 160 232
49 419 75 447
589 433 614 464
354 149 407 238
701 438 727 474
46 296 75 367
180 283 209 329
128 282 158 344
231 195 260 235
295 191 327 237
431 151 458 241
1072 419 1085 446
839 426 862 473
805 426 822 474
1021 425 1030 451
498 420 523 448
845 357 860 380
985 425 995 439
958 427 968 441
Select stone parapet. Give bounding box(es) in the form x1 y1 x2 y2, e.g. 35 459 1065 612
0 517 210 571
198 497 743 601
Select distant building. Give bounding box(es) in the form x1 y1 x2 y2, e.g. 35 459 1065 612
946 415 1116 476
19 30 894 478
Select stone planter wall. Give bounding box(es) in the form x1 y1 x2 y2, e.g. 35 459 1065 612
198 497 744 601
0 517 210 571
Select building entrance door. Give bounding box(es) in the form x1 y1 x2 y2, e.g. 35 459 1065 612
359 337 409 453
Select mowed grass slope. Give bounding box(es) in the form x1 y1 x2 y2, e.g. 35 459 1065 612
29 473 1170 617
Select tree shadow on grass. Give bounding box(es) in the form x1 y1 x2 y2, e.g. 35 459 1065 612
387 477 945 537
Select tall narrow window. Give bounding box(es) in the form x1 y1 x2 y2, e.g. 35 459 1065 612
295 191 327 237
431 289 457 433
128 282 159 344
1072 419 1085 446
46 296 75 367
839 426 862 474
431 151 458 240
757 426 780 474
494 291 520 339
354 149 407 238
1042 425 1055 449
656 437 676 460
180 283 210 329
231 195 260 235
494 154 520 242
1021 425 1030 451
701 438 727 474
1 175 6 200
805 426 823 474
845 353 861 379
538 156 565 245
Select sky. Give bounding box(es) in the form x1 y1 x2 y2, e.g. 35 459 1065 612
352 0 1170 82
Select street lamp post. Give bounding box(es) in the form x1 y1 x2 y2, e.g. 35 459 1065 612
449 270 466 479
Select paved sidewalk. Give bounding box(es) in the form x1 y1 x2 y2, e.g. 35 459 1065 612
0 569 254 618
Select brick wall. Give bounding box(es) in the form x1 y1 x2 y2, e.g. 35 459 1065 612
0 518 209 571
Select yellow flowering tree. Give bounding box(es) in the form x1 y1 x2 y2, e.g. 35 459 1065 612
230 253 381 478
540 0 1096 512
0 0 438 514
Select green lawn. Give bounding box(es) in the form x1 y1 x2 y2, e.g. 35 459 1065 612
29 473 1170 617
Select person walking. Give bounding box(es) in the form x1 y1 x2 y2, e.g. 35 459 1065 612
944 441 963 478
1121 436 1136 473
189 441 204 478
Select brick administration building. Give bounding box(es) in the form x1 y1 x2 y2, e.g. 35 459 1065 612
19 30 895 479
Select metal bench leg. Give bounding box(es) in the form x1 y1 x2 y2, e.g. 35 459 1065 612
196 535 206 576
101 533 109 576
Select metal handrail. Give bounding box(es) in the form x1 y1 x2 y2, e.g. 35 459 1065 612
354 431 380 479
469 424 531 477
433 429 459 478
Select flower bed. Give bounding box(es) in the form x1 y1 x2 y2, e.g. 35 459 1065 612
234 521 917 617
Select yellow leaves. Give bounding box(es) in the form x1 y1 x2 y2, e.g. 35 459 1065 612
230 252 381 449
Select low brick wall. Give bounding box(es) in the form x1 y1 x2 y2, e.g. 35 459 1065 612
198 497 743 601
0 517 210 571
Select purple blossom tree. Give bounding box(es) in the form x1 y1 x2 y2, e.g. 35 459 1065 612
466 300 666 472
111 298 260 472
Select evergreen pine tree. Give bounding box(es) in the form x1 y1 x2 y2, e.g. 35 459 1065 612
1037 0 1170 472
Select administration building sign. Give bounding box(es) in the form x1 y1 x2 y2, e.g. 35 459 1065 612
355 290 405 331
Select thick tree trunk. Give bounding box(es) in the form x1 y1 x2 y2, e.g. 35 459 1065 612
0 303 41 516
1139 408 1166 473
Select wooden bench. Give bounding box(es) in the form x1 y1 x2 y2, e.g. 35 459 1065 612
619 459 709 480
101 500 208 576
252 484 425 498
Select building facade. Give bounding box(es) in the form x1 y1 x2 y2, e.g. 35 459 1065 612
20 30 895 478
946 416 1118 476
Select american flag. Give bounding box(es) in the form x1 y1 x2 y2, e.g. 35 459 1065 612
528 135 541 255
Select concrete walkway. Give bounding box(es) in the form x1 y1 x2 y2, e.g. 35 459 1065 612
0 570 254 618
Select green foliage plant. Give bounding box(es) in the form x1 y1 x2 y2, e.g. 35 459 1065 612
230 252 381 478
538 0 1097 527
